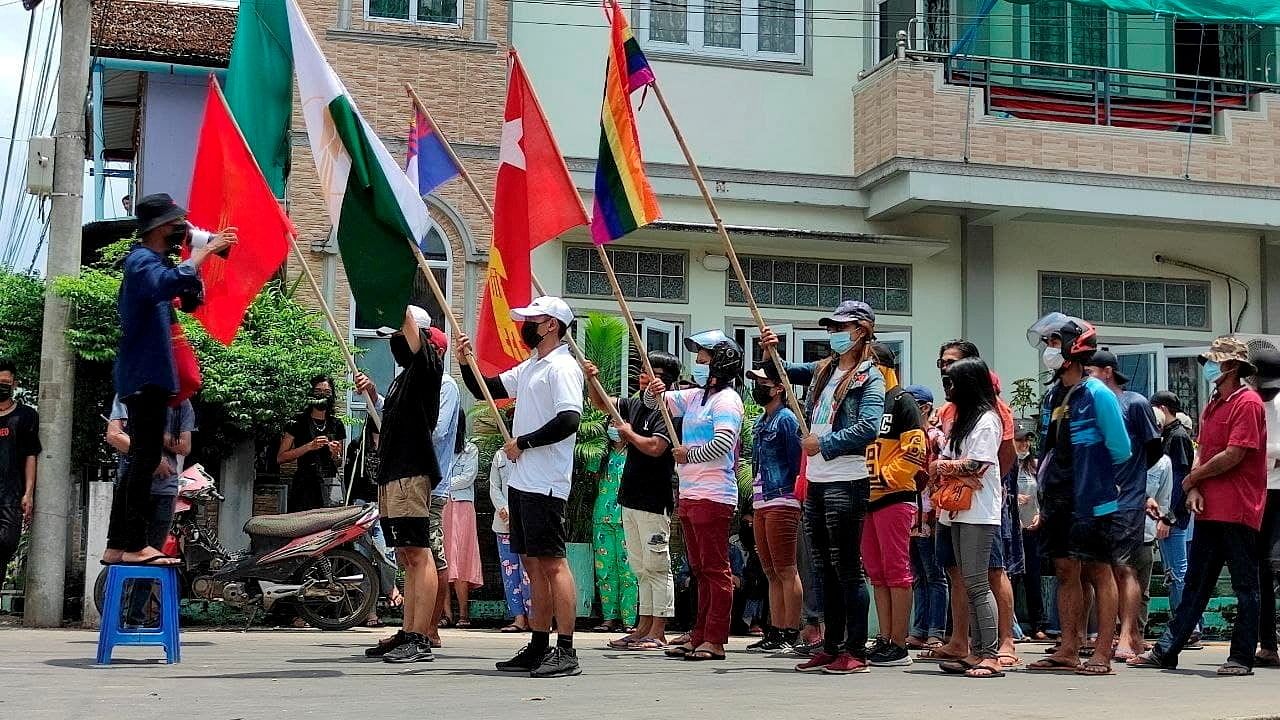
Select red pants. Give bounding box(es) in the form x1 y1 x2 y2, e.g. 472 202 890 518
679 498 735 646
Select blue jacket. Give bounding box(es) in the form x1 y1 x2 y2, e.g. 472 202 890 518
783 358 885 462
752 406 802 501
1038 376 1132 518
114 245 202 398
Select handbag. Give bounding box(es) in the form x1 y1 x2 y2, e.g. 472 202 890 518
931 476 974 513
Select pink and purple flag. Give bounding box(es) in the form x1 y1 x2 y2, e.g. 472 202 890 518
406 110 459 195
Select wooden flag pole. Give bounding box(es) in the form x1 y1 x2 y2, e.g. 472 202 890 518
403 82 624 429
646 83 810 436
288 236 381 428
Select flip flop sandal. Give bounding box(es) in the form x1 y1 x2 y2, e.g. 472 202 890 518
1027 657 1081 672
455 620 472 629
1217 661 1254 676
916 648 965 662
940 659 975 675
1254 653 1280 667
665 645 693 658
997 654 1022 668
592 623 619 633
608 637 638 649
499 625 527 633
965 666 1006 679
906 638 929 650
683 650 726 661
1075 662 1115 676
623 638 667 651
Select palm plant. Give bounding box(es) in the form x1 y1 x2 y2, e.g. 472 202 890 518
564 312 629 542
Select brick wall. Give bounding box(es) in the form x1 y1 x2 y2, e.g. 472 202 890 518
853 60 1280 188
287 0 507 346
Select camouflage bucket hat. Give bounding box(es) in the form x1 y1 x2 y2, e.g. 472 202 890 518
1199 336 1256 376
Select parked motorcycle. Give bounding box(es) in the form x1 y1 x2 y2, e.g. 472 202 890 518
94 464 381 630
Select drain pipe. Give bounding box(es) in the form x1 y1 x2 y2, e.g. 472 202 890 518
1154 253 1250 333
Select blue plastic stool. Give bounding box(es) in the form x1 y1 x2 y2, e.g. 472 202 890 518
95 564 181 665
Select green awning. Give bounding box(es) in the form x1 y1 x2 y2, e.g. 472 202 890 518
1005 0 1280 24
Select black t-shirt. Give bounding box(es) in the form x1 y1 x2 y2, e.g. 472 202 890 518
1162 421 1196 528
616 397 677 515
0 404 41 507
377 341 444 486
1039 383 1075 502
285 413 347 482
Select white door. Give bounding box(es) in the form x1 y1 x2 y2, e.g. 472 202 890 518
877 331 912 385
1166 346 1211 425
1110 343 1166 399
744 324 792 367
641 318 680 355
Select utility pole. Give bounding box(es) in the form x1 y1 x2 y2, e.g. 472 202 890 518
25 0 91 627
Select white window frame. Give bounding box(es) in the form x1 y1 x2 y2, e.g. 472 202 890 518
642 318 681 356
876 330 912 385
364 0 463 28
348 225 452 414
1107 343 1211 409
638 0 806 64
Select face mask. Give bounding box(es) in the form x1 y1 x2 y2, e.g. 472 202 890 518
1043 347 1065 370
164 224 189 254
520 320 545 350
389 334 416 368
606 426 621 442
1152 407 1168 427
751 383 776 406
0 383 12 403
308 391 334 410
691 362 711 387
828 331 855 355
1203 360 1224 385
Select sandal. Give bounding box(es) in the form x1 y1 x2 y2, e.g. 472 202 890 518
438 617 454 629
1075 662 1115 676
455 619 472 629
1127 650 1174 669
1254 651 1280 668
916 647 965 662
499 624 528 633
940 659 975 674
1027 656 1081 672
966 665 1005 679
623 638 667 651
1217 661 1254 676
997 654 1022 668
683 649 726 661
664 645 694 658
608 636 639 649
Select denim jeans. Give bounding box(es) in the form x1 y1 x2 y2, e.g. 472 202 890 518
805 480 870 657
1155 520 1260 668
1158 522 1203 635
797 511 824 625
910 532 948 640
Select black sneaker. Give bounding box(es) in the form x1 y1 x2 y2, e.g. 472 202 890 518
497 643 548 672
868 643 912 667
791 639 822 657
530 646 582 678
866 636 891 656
383 634 434 664
746 630 779 653
365 630 407 658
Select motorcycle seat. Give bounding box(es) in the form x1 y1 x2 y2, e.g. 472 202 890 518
243 505 368 539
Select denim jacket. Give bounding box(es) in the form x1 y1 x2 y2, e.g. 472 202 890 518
752 407 802 501
783 359 885 462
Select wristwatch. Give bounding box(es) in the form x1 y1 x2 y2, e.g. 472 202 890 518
1159 513 1177 527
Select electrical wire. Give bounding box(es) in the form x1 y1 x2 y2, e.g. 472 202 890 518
0 10 37 245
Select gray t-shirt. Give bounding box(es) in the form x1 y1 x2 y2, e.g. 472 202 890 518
110 397 197 496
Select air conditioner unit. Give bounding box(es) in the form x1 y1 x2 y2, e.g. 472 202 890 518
1232 334 1280 358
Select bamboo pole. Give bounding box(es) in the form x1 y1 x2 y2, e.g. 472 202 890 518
646 83 810 436
288 237 381 428
404 82 625 429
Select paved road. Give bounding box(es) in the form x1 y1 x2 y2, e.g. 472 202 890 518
0 626 1276 720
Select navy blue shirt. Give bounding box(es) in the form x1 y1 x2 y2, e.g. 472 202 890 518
114 245 202 398
1116 390 1160 511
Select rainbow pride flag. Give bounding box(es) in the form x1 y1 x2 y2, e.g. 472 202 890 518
590 0 661 245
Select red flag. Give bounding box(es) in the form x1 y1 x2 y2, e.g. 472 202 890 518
186 76 293 345
476 51 589 375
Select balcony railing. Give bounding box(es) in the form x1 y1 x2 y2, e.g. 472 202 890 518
872 49 1280 134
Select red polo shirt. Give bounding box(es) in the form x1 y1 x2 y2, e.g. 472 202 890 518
1196 385 1267 530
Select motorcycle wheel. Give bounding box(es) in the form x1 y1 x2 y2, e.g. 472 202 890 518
294 548 380 631
92 566 185 618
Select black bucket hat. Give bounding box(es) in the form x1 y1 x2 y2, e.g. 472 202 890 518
135 193 187 234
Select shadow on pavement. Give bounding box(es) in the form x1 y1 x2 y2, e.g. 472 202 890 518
170 669 345 680
46 658 172 669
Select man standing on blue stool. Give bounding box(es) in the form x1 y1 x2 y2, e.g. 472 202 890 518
103 193 234 566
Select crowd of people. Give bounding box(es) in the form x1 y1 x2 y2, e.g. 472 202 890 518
9 192 1273 681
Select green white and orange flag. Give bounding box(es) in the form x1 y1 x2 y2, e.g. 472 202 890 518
590 0 661 244
284 0 431 327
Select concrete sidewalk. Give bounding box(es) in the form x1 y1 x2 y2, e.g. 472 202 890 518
0 626 1276 720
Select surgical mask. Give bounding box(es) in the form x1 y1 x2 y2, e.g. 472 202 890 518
1153 407 1168 427
520 320 545 350
389 334 416 368
0 383 12 403
1042 347 1065 370
606 426 620 442
751 383 776 406
828 331 855 355
1203 360 1224 385
691 362 711 387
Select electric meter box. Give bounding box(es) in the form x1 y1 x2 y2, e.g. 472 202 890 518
26 136 55 196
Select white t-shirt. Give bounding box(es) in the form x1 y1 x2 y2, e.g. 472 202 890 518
804 368 869 483
937 410 1002 526
1265 395 1280 490
500 343 584 500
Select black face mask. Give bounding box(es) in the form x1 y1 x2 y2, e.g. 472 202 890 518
164 224 189 254
0 383 12 403
308 392 335 411
389 334 416 368
751 384 776 407
520 320 545 350
1260 387 1280 402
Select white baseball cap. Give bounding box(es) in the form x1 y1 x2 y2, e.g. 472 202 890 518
510 296 574 326
375 305 432 336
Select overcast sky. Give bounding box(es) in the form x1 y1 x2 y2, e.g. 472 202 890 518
0 0 130 275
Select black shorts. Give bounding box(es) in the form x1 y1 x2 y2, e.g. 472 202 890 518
508 486 568 558
1039 495 1073 561
1108 508 1146 567
1068 514 1117 565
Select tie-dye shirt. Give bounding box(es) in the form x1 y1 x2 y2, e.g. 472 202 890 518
664 387 745 506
